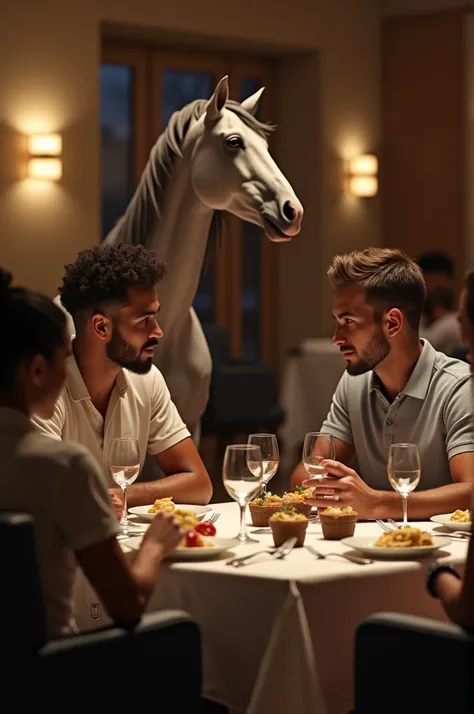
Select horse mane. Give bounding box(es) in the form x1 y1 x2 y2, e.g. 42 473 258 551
146 99 275 265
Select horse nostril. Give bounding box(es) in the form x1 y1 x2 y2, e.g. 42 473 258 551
282 200 297 222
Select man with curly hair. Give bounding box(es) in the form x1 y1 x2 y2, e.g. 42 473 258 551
32 244 212 511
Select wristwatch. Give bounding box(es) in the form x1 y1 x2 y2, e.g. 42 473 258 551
426 562 461 598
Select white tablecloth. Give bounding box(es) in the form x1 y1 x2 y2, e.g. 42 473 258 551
74 503 467 714
279 340 346 469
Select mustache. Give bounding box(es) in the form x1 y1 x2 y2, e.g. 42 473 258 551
142 339 159 351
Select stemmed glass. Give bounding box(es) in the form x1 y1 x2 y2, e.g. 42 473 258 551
388 443 421 527
302 432 335 481
109 438 140 536
247 433 279 494
223 444 263 544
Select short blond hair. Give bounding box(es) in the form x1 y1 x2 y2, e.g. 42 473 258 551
327 247 426 330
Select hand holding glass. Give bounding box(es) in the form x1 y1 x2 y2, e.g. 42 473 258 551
388 443 421 527
247 433 279 492
109 438 140 536
223 444 262 544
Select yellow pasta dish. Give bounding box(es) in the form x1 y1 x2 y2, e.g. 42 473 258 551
147 497 175 514
449 509 471 523
374 526 433 548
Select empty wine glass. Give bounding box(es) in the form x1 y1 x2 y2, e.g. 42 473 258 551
223 444 262 544
109 438 140 536
302 432 335 481
247 433 279 493
388 443 421 527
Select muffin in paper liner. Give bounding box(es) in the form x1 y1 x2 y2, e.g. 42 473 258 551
269 510 309 547
319 506 358 540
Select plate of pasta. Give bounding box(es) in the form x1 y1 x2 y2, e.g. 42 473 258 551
128 498 211 522
342 527 451 559
122 535 236 560
430 511 472 533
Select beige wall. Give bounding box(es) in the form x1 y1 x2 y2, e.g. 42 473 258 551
0 0 381 365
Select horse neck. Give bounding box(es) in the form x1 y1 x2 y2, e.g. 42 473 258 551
153 158 214 329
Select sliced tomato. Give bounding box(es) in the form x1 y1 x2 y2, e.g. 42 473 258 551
195 522 217 537
185 530 200 547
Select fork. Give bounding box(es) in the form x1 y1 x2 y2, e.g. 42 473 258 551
306 543 373 565
202 512 220 525
226 537 297 568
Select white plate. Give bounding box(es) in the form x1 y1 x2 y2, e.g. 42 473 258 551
123 536 237 560
430 514 472 533
341 535 451 559
128 504 212 522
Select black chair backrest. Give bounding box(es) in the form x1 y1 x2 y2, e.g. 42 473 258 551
0 511 46 649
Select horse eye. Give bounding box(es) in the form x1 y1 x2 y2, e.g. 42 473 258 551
225 135 244 150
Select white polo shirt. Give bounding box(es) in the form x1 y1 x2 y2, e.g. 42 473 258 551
31 352 190 484
0 407 118 638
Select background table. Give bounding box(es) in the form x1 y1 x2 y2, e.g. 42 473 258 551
74 503 467 714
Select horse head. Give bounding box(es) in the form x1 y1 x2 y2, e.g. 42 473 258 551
185 76 303 242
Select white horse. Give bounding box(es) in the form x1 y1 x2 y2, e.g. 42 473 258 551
67 76 303 439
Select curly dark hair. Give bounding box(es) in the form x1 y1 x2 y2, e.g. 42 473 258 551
59 244 168 321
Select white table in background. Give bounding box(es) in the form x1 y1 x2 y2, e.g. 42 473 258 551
279 339 346 470
74 503 467 714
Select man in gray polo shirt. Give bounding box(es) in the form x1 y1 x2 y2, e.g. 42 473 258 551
291 247 474 520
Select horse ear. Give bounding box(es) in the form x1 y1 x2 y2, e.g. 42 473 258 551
205 76 229 124
240 87 265 116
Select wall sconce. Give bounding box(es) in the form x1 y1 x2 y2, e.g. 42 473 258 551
347 154 378 197
28 134 62 181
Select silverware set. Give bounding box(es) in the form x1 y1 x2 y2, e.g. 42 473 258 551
305 543 373 565
376 518 470 541
226 537 298 568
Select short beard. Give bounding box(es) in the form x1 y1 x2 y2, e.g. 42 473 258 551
347 326 390 376
106 328 154 375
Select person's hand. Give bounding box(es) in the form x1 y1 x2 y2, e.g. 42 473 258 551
303 459 380 520
143 510 186 558
108 488 123 520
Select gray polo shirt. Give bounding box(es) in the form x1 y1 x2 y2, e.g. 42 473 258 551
321 340 474 490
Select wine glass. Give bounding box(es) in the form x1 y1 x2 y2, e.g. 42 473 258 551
388 443 421 527
247 433 279 493
223 444 263 544
302 432 335 481
109 438 140 536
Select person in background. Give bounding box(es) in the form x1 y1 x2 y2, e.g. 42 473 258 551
32 244 212 513
417 251 454 293
0 267 186 639
425 268 474 628
420 286 462 356
290 248 474 520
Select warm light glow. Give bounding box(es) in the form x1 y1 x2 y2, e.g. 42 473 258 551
28 134 62 156
28 158 62 181
349 175 378 197
349 154 378 176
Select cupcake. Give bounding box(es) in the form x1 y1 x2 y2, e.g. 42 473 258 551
319 506 358 540
282 486 313 517
249 492 284 526
269 507 309 547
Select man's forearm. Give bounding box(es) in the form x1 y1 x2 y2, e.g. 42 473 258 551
374 482 472 520
126 471 212 507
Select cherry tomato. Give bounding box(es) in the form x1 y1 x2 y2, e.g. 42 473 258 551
195 522 217 537
185 530 199 548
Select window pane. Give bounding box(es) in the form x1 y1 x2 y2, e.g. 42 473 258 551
162 69 215 128
100 64 133 239
240 77 264 359
161 69 216 324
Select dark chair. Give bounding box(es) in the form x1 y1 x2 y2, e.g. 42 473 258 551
0 511 202 709
201 323 284 436
354 612 474 713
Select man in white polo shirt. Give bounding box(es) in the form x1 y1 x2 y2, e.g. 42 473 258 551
291 247 474 520
32 244 212 509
